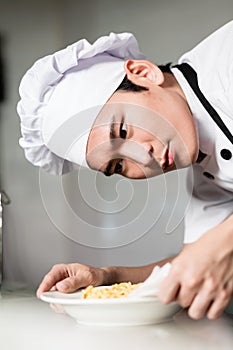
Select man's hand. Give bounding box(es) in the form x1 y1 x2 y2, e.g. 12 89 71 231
36 263 110 298
36 257 173 299
158 217 233 320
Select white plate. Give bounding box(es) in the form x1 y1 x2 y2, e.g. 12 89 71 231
40 287 181 326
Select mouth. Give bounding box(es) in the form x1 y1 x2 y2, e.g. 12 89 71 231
161 144 174 170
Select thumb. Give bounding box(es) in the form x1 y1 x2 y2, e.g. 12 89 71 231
56 276 87 293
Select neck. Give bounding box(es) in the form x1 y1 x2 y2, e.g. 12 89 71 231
163 72 187 102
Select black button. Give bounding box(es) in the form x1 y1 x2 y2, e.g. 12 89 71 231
220 149 232 160
203 172 215 180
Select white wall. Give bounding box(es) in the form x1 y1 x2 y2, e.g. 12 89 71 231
0 0 105 290
0 0 233 290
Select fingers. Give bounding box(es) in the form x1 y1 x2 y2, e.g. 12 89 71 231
158 239 233 321
159 276 199 308
159 274 230 321
158 262 180 303
36 263 100 298
207 279 233 320
176 286 197 308
174 272 202 308
36 264 68 298
158 277 180 304
188 294 213 320
55 275 89 293
158 262 201 305
187 277 218 319
187 278 233 320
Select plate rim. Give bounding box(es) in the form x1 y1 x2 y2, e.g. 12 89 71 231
40 290 163 305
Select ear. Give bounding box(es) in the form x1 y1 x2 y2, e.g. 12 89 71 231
124 59 164 88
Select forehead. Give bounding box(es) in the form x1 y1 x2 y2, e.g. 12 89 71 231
86 104 113 171
86 91 126 166
86 91 137 168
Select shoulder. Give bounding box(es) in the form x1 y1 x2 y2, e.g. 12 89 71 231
178 21 233 76
178 21 233 123
179 21 233 63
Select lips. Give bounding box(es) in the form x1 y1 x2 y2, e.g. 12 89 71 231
161 145 174 170
167 149 174 167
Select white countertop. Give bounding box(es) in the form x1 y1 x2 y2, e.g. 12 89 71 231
0 290 232 350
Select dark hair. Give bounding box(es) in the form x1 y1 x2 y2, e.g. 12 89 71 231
115 63 172 93
115 75 148 92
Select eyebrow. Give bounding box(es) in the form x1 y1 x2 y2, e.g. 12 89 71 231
110 115 116 146
104 160 114 177
103 115 116 177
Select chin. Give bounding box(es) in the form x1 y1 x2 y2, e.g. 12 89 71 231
173 156 192 170
190 148 199 164
164 164 177 174
175 146 198 169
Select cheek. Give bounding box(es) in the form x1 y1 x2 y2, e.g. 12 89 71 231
133 113 175 144
125 160 162 179
88 125 109 150
148 93 187 132
86 144 111 171
125 160 145 178
86 126 110 169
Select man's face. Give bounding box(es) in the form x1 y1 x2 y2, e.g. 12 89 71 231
86 64 198 179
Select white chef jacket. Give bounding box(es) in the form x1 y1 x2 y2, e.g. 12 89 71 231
171 21 233 243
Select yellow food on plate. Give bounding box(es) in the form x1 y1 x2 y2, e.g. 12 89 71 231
82 282 141 299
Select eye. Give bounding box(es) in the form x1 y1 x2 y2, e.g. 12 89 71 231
114 159 123 174
120 120 127 139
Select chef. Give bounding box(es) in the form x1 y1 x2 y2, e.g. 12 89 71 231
17 21 233 320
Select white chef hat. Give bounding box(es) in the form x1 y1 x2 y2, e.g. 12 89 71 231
17 32 145 175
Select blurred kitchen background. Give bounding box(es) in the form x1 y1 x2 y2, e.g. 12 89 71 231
0 0 233 291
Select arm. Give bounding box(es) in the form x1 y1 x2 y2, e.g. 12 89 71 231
158 213 233 320
36 256 174 298
102 256 174 285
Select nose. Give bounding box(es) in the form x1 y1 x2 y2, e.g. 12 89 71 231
119 140 155 166
142 142 154 156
